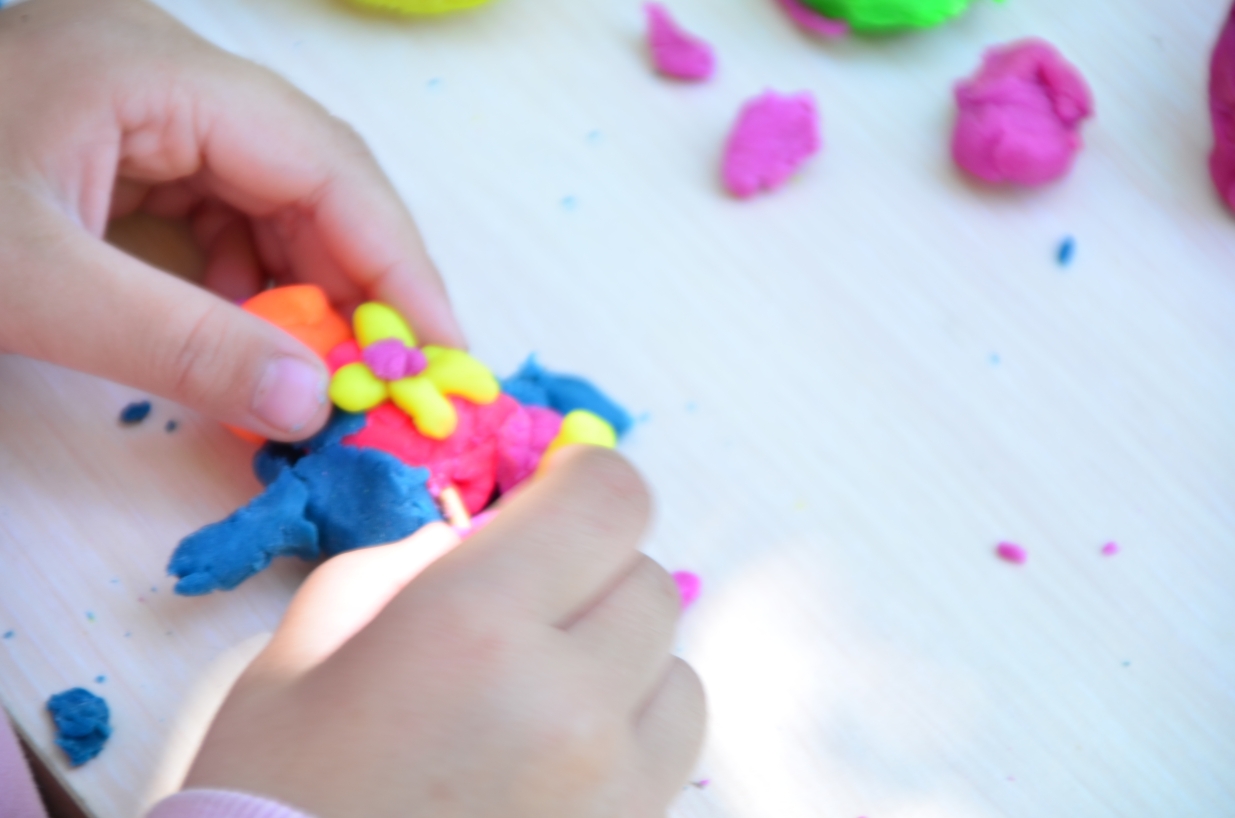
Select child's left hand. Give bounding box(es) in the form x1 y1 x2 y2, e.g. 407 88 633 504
0 0 463 440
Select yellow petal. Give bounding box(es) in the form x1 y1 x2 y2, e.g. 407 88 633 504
389 375 457 439
329 363 389 413
422 346 499 405
543 410 617 462
353 302 417 349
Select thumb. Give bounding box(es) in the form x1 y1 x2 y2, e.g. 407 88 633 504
252 523 461 683
0 201 330 440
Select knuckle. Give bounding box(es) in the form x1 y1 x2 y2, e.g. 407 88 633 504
533 686 624 777
568 448 652 532
158 302 243 408
636 556 682 620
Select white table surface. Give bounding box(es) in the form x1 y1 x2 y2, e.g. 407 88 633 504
2 0 1234 815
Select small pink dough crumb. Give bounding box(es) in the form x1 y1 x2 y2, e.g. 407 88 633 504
672 571 702 609
645 3 715 82
722 90 821 198
995 542 1028 564
1101 541 1120 556
953 39 1093 186
772 0 849 38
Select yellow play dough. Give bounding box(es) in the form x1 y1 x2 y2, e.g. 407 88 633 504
544 410 617 461
390 376 458 439
329 362 389 413
423 347 500 405
346 0 493 15
353 302 416 349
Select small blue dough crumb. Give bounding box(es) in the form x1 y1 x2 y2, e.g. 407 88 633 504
169 469 319 595
2 630 13 639
95 675 106 684
501 356 632 437
119 401 152 426
252 409 366 487
294 447 440 557
47 688 111 767
1057 236 1076 267
165 420 178 433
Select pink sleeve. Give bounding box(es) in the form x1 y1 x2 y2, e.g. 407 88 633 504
0 712 49 818
146 790 316 818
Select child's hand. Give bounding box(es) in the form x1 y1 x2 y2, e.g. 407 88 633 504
0 0 462 440
185 448 706 817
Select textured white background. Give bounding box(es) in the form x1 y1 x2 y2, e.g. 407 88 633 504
2 0 1234 815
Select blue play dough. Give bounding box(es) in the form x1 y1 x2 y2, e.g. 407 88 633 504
170 430 439 594
253 409 366 487
47 688 111 767
119 400 152 426
169 470 319 595
294 447 440 557
502 356 633 437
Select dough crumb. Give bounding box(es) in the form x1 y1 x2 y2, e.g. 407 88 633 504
722 90 821 198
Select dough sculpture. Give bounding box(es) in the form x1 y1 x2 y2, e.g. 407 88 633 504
952 39 1093 186
169 285 632 595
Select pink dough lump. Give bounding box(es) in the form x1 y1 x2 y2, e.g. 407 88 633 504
1210 6 1235 211
673 571 702 609
772 0 849 38
722 90 821 198
952 39 1093 186
645 3 715 82
995 542 1028 564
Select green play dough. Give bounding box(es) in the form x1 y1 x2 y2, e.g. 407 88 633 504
800 0 976 31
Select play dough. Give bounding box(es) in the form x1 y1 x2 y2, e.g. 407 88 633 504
952 39 1093 186
169 287 630 594
645 3 715 82
722 91 821 198
773 0 849 38
47 688 111 767
797 0 980 32
345 0 492 14
1209 5 1235 212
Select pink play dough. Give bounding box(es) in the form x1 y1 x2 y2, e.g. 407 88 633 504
722 90 821 198
645 3 715 82
995 542 1028 564
772 0 849 38
952 39 1093 186
672 571 702 609
1209 6 1235 211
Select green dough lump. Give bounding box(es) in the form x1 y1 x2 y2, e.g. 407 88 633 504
800 0 979 32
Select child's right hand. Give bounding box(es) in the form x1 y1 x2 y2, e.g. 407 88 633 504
184 447 707 817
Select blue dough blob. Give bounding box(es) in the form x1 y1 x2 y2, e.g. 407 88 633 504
293 446 440 557
46 688 111 767
252 409 367 486
169 469 320 595
253 442 302 487
501 356 633 437
298 409 367 452
119 400 152 426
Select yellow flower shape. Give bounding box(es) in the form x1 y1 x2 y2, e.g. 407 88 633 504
328 302 499 440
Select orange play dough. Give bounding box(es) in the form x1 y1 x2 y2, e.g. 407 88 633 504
242 285 352 358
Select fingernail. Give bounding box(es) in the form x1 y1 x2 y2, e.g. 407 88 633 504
253 357 327 433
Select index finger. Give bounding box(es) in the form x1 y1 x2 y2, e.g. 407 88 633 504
109 22 465 347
